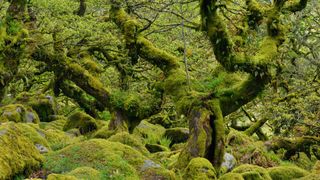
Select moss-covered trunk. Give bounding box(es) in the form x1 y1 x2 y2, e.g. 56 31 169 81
0 0 28 103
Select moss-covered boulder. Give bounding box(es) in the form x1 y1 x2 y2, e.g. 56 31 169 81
226 129 280 167
44 139 175 179
313 161 320 174
0 104 40 123
47 174 77 180
151 151 180 169
146 143 170 153
267 166 309 180
0 122 44 179
133 120 166 141
92 125 115 139
43 117 67 131
219 173 244 180
171 143 186 151
63 111 98 134
16 92 57 122
164 127 189 145
183 157 217 180
231 164 272 180
297 173 320 180
108 132 149 156
67 167 101 179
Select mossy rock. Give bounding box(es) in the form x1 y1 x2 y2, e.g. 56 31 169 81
151 151 180 169
92 125 114 139
267 166 309 180
44 118 67 131
16 92 57 122
226 130 280 167
44 128 78 151
0 104 40 123
313 161 320 174
133 120 166 141
297 173 320 180
108 132 149 156
64 111 98 134
219 173 244 180
44 139 175 179
16 123 51 152
47 174 77 180
171 143 186 151
146 143 170 153
0 122 44 179
67 167 101 179
164 127 189 145
183 157 217 180
231 164 272 180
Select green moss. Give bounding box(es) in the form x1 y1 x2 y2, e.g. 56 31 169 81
231 164 272 180
0 122 44 179
297 173 320 180
63 111 98 134
67 167 101 179
44 139 173 179
108 132 149 156
44 119 67 131
16 92 57 122
137 37 180 73
313 161 320 174
176 108 212 169
267 166 309 180
226 130 280 167
92 125 114 139
16 123 50 150
219 173 244 180
146 143 170 153
133 120 166 141
47 174 77 180
44 139 139 179
0 104 40 124
44 128 78 151
183 157 217 180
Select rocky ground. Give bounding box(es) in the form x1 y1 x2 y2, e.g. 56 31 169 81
0 94 319 180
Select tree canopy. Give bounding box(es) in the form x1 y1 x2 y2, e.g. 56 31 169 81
0 0 319 179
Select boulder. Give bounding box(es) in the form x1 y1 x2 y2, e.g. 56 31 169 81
0 104 40 123
133 120 166 141
108 132 149 155
164 127 189 145
183 157 217 180
44 139 175 179
63 111 98 134
16 92 57 122
0 122 44 179
267 166 309 180
146 143 170 153
221 153 237 172
231 164 272 180
67 167 101 179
